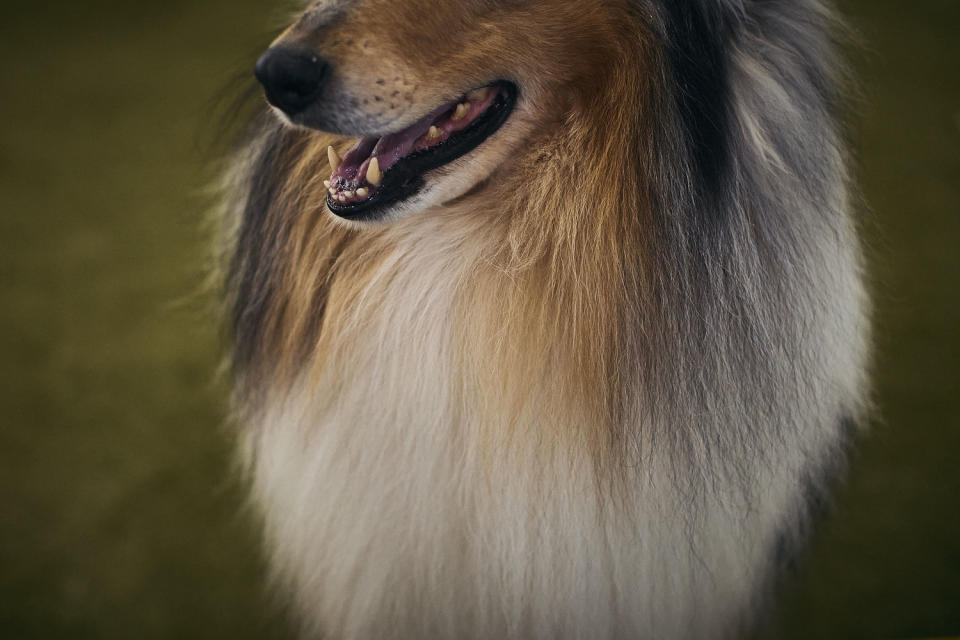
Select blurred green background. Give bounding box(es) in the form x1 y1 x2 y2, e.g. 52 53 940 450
0 1 957 638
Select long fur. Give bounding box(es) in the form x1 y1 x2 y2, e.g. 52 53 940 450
219 0 870 638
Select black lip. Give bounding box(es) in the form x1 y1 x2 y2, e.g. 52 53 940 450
327 82 518 222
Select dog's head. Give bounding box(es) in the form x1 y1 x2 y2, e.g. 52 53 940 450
254 0 643 223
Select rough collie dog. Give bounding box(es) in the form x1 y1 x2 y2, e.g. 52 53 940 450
220 0 870 637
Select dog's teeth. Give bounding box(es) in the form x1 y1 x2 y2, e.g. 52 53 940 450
366 157 382 186
328 188 337 195
452 103 469 120
327 146 341 172
467 87 489 102
323 180 331 188
343 191 354 198
337 194 346 202
356 187 368 197
426 125 441 140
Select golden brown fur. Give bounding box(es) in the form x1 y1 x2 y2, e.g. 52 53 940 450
237 0 659 456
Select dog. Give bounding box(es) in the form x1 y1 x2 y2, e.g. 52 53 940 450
220 0 870 637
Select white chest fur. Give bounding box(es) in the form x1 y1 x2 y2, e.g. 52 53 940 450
242 217 865 640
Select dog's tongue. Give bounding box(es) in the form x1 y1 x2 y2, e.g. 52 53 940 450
331 101 455 186
325 85 501 206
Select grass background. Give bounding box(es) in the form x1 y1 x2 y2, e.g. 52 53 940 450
1 0 957 637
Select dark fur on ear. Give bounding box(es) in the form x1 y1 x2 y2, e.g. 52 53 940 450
659 0 735 203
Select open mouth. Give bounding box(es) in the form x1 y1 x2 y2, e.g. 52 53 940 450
324 81 517 221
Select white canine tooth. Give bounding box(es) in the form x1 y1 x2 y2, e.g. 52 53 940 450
467 87 489 102
323 180 331 188
356 187 368 197
427 125 441 140
452 103 469 120
327 146 341 172
328 188 337 195
344 191 354 198
366 157 382 187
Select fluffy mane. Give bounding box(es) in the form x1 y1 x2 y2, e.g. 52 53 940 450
221 1 869 637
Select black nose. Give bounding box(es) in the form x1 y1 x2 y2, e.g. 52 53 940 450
255 47 328 116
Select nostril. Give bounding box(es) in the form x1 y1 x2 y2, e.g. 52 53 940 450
255 47 329 116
